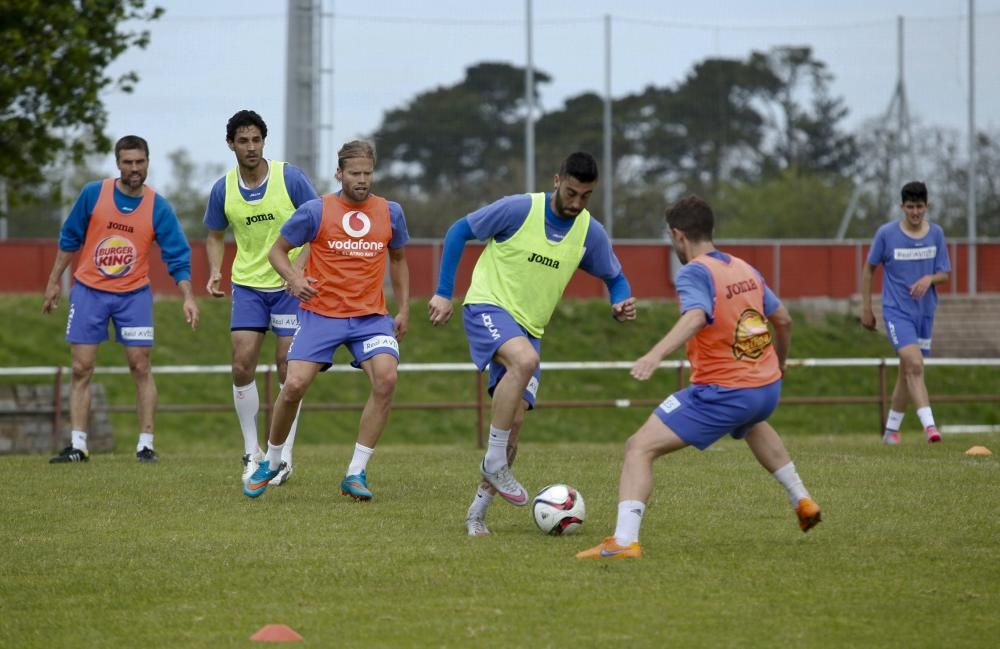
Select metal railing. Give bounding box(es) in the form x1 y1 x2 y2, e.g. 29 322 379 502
1 358 998 449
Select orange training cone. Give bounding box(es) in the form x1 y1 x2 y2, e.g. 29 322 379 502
965 446 993 457
250 624 304 643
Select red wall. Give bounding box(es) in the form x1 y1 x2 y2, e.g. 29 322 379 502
3 239 998 298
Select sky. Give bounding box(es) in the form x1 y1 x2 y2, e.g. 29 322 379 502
98 0 1000 191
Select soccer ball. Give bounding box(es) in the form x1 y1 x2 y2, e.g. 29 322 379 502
531 484 586 536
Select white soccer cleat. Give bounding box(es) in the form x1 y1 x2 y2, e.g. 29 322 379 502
241 450 264 484
466 516 492 537
269 462 294 486
479 460 528 506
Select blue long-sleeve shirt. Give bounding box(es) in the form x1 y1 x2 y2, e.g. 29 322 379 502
435 194 631 303
59 181 192 283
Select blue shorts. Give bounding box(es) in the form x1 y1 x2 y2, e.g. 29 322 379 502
231 284 300 336
66 282 154 346
288 310 398 371
883 308 933 356
463 304 541 409
653 380 782 450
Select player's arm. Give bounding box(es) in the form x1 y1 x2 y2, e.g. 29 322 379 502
205 230 226 297
769 303 792 373
43 184 98 313
860 263 878 330
631 309 707 381
269 235 316 302
388 247 410 340
42 250 75 314
428 217 475 326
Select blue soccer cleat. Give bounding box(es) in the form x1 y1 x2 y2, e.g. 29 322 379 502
244 460 283 498
340 470 373 501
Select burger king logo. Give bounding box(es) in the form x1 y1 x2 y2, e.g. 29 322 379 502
342 210 371 238
93 236 137 278
732 308 772 360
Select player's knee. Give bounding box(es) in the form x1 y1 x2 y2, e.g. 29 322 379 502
280 378 309 402
71 360 95 382
371 367 398 400
510 352 539 380
128 356 152 378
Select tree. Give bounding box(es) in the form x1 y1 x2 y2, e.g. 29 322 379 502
375 62 550 194
762 47 857 176
0 1 163 190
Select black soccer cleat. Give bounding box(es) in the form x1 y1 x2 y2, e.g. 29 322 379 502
136 447 159 463
49 446 89 464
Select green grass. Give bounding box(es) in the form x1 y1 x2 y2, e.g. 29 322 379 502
0 295 996 449
2 435 998 648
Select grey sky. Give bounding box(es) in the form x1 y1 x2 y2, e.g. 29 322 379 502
100 0 1000 190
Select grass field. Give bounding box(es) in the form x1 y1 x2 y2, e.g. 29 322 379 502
2 295 998 647
2 435 998 648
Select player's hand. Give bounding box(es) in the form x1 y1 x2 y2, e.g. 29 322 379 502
42 282 61 314
909 275 933 299
394 311 409 341
860 308 877 331
206 271 225 298
287 275 318 302
183 298 199 331
612 297 636 322
631 352 661 381
428 294 453 326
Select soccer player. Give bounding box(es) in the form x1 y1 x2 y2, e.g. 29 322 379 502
577 196 820 560
861 181 951 445
204 110 319 486
428 152 637 537
243 140 410 499
42 135 199 464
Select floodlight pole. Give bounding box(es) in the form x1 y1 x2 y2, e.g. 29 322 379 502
967 0 977 294
525 0 535 193
603 14 613 239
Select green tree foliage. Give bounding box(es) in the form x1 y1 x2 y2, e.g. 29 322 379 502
713 166 852 238
0 0 163 189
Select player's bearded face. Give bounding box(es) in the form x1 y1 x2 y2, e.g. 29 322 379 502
116 149 148 192
552 176 595 219
669 229 689 264
230 126 265 170
338 157 374 202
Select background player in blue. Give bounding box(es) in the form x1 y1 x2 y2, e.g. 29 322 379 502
204 110 319 486
861 181 951 445
428 152 636 537
42 135 199 464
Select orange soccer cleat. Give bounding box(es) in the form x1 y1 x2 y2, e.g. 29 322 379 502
796 497 822 532
575 536 643 560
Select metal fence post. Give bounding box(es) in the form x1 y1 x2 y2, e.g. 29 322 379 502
51 366 63 450
878 359 888 436
263 367 273 431
476 371 485 449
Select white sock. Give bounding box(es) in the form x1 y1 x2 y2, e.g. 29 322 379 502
280 383 302 464
467 483 495 520
136 432 154 451
71 430 88 452
885 409 904 433
483 425 511 473
614 500 646 546
773 462 810 507
347 442 374 476
233 382 260 455
916 406 936 430
265 442 284 469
